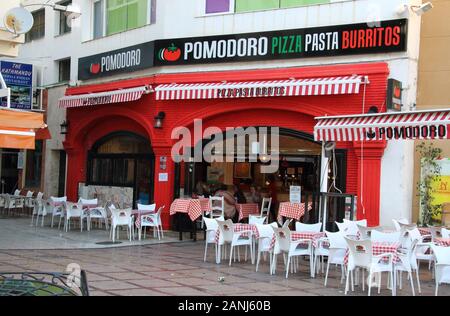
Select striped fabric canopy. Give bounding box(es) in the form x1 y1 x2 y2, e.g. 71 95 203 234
58 86 150 108
314 109 450 142
155 75 366 101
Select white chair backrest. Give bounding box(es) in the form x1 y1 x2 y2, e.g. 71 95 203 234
282 218 293 228
427 225 442 240
255 223 277 250
431 244 450 265
216 219 234 243
78 198 98 206
137 203 156 212
112 209 132 226
272 227 291 253
203 217 219 232
36 192 44 200
50 196 67 205
154 205 164 224
26 191 33 198
325 230 347 249
260 197 272 216
441 228 450 239
295 222 322 233
405 227 422 242
393 218 409 231
249 215 267 225
345 237 373 270
343 219 367 235
357 224 373 239
209 196 224 218
64 202 82 216
371 230 401 243
14 189 20 196
335 221 349 234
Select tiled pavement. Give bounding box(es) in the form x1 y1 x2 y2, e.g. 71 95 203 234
0 240 449 296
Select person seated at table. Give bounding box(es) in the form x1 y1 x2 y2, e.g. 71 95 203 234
215 184 238 221
193 181 210 198
233 184 247 204
249 185 262 205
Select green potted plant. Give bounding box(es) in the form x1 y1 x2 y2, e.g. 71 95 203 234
416 142 443 226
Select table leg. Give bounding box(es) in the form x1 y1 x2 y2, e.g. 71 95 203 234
193 220 197 242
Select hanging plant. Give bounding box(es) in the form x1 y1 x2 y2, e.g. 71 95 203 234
416 142 443 226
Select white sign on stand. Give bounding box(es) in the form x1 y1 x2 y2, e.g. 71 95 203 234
290 186 301 204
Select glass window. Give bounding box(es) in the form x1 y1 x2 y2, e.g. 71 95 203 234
58 58 71 82
25 9 45 42
106 0 149 36
25 141 43 188
93 0 104 39
280 0 329 8
235 0 279 12
59 0 72 35
206 0 231 14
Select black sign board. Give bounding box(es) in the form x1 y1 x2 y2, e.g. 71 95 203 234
78 42 154 80
154 19 407 66
386 78 403 111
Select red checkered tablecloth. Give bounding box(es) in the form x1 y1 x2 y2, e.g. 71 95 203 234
214 223 260 243
344 242 401 265
270 231 325 250
277 202 313 223
237 203 260 221
133 210 156 229
170 199 205 221
435 238 450 247
419 228 431 236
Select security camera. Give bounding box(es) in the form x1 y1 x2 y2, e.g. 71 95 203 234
412 2 434 16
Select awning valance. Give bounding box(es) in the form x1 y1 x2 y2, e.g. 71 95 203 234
314 109 450 142
155 75 366 101
58 86 151 108
0 108 46 149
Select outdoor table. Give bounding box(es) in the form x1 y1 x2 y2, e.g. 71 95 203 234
214 223 260 243
236 203 260 222
277 202 313 224
133 210 156 229
435 238 450 247
419 227 431 236
170 198 210 241
343 241 402 265
269 231 325 250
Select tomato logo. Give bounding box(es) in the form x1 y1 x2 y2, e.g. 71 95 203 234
90 63 101 74
158 43 181 62
394 86 401 98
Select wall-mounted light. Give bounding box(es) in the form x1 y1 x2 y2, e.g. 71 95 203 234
154 111 166 129
60 120 69 135
396 2 433 16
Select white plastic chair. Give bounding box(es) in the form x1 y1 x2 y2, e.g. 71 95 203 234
343 219 368 236
254 222 278 272
344 238 395 296
260 197 272 223
13 189 20 196
282 218 293 229
249 215 267 225
395 238 420 296
137 203 156 212
139 205 165 240
271 227 315 278
217 219 253 266
111 208 133 242
209 196 225 219
427 225 442 241
203 217 221 262
295 222 322 233
4 195 17 216
357 224 375 240
430 244 450 296
24 191 34 212
216 219 234 264
49 196 67 228
371 230 401 243
441 228 450 239
324 230 347 287
407 227 435 272
393 218 409 232
30 195 45 227
63 202 88 232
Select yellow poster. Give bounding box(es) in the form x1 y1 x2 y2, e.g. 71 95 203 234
430 159 450 221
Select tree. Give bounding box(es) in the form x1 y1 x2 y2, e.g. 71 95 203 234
416 142 442 226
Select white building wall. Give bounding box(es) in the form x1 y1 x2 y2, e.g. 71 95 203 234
17 0 424 224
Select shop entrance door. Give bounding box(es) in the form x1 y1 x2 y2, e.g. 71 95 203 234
1 150 19 194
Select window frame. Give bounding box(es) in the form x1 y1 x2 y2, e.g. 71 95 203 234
25 9 45 42
58 0 73 36
92 0 155 39
57 58 71 83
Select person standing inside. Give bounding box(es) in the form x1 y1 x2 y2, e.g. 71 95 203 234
249 185 262 205
267 175 278 222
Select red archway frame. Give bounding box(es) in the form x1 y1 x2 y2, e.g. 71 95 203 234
64 62 389 228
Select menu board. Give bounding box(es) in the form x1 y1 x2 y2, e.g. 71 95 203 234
290 186 301 204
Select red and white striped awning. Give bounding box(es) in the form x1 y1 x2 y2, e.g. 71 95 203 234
58 86 151 108
314 109 450 142
155 75 366 101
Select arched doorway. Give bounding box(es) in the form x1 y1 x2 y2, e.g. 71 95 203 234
87 132 154 207
173 127 347 222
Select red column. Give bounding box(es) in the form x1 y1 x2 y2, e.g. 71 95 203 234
152 146 174 230
352 141 386 227
64 146 85 202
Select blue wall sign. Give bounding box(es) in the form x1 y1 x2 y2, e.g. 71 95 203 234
0 61 33 109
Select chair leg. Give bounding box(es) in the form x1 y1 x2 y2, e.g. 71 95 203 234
345 269 351 295
204 241 208 262
324 261 331 287
285 256 291 279
229 245 234 266
256 250 261 272
416 269 422 293
409 271 415 296
368 270 372 296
